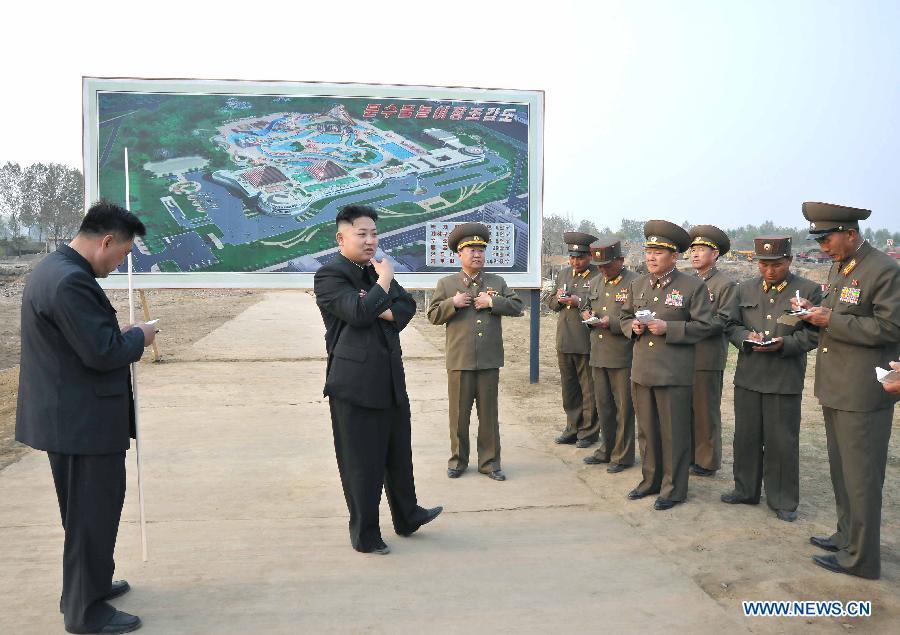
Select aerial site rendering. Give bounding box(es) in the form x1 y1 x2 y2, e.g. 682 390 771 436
89 83 535 283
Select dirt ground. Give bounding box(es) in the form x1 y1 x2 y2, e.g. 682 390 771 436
1 258 897 628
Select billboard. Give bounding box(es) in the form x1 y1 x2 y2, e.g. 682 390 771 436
83 78 543 288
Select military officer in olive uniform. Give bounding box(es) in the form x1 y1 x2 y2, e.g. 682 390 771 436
795 202 900 580
721 236 821 522
580 240 639 472
547 231 601 447
619 221 715 510
428 222 524 482
687 225 739 477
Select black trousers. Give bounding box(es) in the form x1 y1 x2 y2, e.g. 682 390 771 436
329 397 421 551
48 452 126 633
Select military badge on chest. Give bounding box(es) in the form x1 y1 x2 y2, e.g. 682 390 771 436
839 286 861 304
665 289 684 307
615 288 628 303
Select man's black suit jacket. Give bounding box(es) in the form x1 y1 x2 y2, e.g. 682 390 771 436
16 245 145 455
314 254 417 410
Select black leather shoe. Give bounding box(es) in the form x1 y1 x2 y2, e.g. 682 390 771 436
812 554 852 576
105 580 131 602
92 610 142 634
575 438 595 448
367 541 391 555
606 463 628 473
690 465 716 477
447 467 464 478
775 509 797 522
720 492 758 505
398 506 443 537
62 581 132 614
555 433 577 444
810 535 840 552
654 497 682 511
627 488 656 500
487 470 506 481
583 455 609 465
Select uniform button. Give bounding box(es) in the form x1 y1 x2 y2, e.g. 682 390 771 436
605 292 611 297
599 334 603 339
823 347 828 353
653 297 659 302
648 341 654 347
766 315 772 320
566 306 571 310
478 333 483 337
770 298 775 304
476 319 482 324
601 307 607 311
764 330 770 336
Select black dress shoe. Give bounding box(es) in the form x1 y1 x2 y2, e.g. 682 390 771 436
447 467 465 478
654 497 682 511
775 509 797 522
487 470 506 481
720 492 758 505
365 541 391 555
398 506 443 537
575 438 595 448
812 554 853 577
583 455 609 465
690 465 716 477
90 610 142 634
606 463 628 473
105 580 131 602
810 535 840 552
555 433 577 444
627 488 656 500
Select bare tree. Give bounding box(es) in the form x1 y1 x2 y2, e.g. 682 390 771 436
0 162 25 255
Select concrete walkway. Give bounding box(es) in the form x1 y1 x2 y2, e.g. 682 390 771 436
0 292 747 633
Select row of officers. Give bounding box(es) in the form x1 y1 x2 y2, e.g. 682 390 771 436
428 203 897 582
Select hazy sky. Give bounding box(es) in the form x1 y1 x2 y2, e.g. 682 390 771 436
2 0 898 230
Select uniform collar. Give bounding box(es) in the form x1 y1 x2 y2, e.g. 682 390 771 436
605 268 626 285
697 266 717 282
459 270 483 288
650 267 676 289
840 240 871 277
762 272 793 294
572 265 594 279
58 244 96 277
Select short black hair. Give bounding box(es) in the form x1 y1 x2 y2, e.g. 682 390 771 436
335 205 378 228
79 200 146 239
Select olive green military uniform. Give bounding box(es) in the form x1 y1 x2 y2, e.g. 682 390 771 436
805 201 900 579
620 220 716 507
548 263 601 442
725 262 821 512
584 260 639 466
691 267 739 471
428 254 523 474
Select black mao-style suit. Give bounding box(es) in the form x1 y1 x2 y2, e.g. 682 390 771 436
314 254 426 551
16 244 145 633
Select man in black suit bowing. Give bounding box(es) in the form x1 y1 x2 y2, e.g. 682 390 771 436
16 201 157 634
314 205 442 555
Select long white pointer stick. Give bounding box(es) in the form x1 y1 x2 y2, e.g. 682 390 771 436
125 147 149 562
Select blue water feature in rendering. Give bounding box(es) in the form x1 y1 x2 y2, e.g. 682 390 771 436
311 133 342 144
382 142 415 160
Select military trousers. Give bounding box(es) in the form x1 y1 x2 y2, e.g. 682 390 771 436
557 352 598 440
823 405 894 579
329 397 422 552
732 387 801 511
590 366 635 465
48 451 125 634
447 368 501 473
691 369 723 471
632 383 692 502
